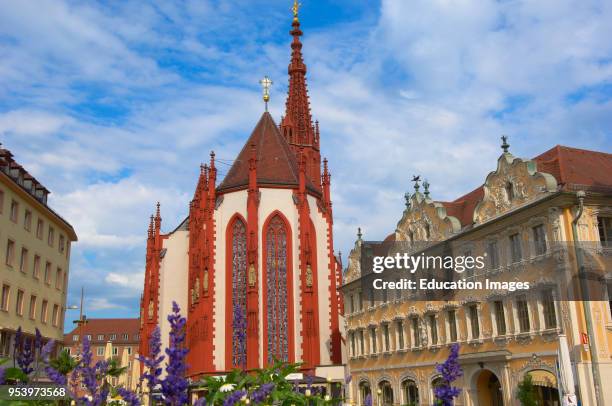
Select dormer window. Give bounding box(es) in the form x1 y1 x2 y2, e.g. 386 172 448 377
505 181 515 202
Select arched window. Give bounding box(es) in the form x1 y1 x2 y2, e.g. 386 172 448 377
401 379 419 405
359 381 371 406
378 380 394 406
265 215 289 363
230 218 247 368
505 181 515 201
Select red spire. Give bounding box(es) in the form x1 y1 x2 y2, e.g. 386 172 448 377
282 15 314 147
281 7 322 189
148 215 154 239
154 202 161 234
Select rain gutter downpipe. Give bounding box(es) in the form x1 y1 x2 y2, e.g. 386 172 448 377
571 190 603 405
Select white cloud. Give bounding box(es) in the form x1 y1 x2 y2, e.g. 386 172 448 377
88 297 127 311
105 272 144 290
52 177 189 248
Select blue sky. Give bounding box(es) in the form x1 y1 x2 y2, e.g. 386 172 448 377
0 0 610 323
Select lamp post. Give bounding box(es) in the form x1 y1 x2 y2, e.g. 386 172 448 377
68 287 87 353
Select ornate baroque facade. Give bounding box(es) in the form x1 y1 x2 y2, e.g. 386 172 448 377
139 9 345 381
343 141 612 406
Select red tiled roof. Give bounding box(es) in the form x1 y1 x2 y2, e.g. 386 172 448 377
218 112 317 193
533 145 612 190
383 233 396 242
439 145 612 228
440 186 484 227
64 318 140 344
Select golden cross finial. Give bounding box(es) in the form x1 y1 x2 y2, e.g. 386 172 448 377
292 0 301 21
259 75 273 111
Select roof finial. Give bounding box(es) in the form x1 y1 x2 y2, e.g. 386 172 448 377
357 227 362 241
501 135 510 153
259 75 273 112
423 179 430 198
404 191 411 210
292 0 301 22
412 175 421 192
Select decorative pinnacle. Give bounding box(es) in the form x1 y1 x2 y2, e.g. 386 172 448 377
412 175 421 192
259 75 273 111
210 151 215 167
292 0 301 22
423 180 430 198
155 202 161 218
357 227 362 240
501 135 510 153
404 191 411 210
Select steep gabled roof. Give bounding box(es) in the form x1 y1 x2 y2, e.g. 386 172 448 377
440 186 485 227
218 112 316 193
533 145 612 191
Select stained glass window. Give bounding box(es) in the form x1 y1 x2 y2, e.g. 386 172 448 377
266 215 289 363
231 219 247 368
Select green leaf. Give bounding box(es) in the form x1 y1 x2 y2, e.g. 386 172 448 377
4 366 28 383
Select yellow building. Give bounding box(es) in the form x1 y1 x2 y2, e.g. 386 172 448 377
342 140 612 406
0 144 77 358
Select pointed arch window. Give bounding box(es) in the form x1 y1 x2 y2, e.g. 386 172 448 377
230 219 247 368
265 215 289 363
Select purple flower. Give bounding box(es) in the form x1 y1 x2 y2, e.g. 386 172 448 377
194 398 207 406
13 327 22 366
34 329 42 351
138 326 164 395
40 339 55 363
18 338 35 375
45 366 67 386
75 336 114 406
78 336 98 395
251 383 274 403
160 301 189 406
117 386 141 406
433 344 463 406
224 389 247 406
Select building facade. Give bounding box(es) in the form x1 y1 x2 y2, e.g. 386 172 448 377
343 141 612 406
64 318 141 396
139 8 345 382
0 144 77 360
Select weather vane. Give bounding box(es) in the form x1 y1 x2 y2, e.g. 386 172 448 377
259 75 273 111
501 135 510 153
292 0 301 21
412 175 421 192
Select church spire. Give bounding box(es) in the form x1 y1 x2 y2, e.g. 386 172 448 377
281 1 321 189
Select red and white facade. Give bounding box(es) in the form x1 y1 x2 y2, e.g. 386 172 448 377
139 14 345 379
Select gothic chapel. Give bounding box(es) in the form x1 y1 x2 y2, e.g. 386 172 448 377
139 6 346 379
